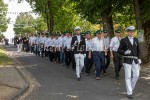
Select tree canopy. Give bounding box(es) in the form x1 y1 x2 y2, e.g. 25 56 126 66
0 0 9 33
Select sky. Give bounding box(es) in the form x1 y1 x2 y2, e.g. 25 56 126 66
3 0 37 41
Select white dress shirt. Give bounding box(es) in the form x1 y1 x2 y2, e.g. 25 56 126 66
128 36 134 45
64 36 72 49
91 37 104 51
76 35 81 43
104 36 110 50
85 39 92 51
110 36 121 51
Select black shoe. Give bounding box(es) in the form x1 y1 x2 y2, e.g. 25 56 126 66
66 66 69 68
127 95 133 99
87 73 90 76
77 77 80 81
115 76 119 80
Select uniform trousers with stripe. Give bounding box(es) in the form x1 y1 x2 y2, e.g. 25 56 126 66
124 61 139 95
74 53 85 78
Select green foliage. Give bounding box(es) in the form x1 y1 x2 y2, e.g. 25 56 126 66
13 13 36 35
141 0 150 22
0 0 9 32
34 16 47 32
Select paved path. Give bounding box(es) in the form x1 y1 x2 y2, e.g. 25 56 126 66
4 45 150 100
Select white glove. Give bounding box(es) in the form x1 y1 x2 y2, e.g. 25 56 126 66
84 54 86 57
138 59 142 64
125 50 131 55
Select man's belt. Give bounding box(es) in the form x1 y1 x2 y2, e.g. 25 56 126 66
93 51 104 53
124 56 138 59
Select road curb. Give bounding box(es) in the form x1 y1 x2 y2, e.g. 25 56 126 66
1 44 30 100
9 66 29 100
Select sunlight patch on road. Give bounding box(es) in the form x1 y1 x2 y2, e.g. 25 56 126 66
66 95 79 99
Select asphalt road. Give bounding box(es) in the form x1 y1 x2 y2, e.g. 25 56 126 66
5 45 150 100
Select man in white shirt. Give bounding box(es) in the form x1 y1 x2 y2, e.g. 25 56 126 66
84 31 93 76
64 31 72 68
58 33 65 64
91 30 106 80
39 33 45 57
103 30 111 74
110 29 122 80
49 34 55 62
54 34 60 63
35 33 41 56
44 33 49 57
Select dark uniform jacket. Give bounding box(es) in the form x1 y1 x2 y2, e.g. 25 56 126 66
71 35 86 54
16 37 22 44
117 37 140 64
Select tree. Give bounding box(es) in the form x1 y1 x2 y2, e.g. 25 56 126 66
13 13 36 35
0 0 9 32
34 16 47 32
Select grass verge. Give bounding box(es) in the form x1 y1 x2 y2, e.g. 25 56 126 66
0 46 13 65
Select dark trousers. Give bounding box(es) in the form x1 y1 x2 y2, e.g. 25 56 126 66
105 51 110 69
41 48 44 57
85 51 93 74
71 51 76 70
30 45 34 53
45 48 49 57
113 51 122 77
93 51 105 77
35 45 39 56
49 47 54 62
65 49 72 67
103 50 110 73
54 50 60 62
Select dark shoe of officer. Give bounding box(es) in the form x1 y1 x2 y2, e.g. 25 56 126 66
127 95 133 99
115 76 119 80
77 77 81 81
86 72 90 76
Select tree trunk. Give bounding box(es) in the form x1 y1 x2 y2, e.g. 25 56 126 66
133 0 148 62
101 7 114 37
47 0 54 33
44 5 50 32
143 20 150 62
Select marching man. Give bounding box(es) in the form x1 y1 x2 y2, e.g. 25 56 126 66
71 26 86 81
118 26 141 99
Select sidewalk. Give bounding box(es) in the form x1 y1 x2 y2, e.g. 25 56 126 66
0 44 29 100
0 65 28 100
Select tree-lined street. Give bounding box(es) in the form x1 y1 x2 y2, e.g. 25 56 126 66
1 44 149 100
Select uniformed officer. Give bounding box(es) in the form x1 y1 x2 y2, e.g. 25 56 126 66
84 31 93 76
118 26 141 99
71 32 76 71
64 31 72 68
110 29 122 80
103 30 110 74
71 26 86 81
16 34 22 53
91 30 106 80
